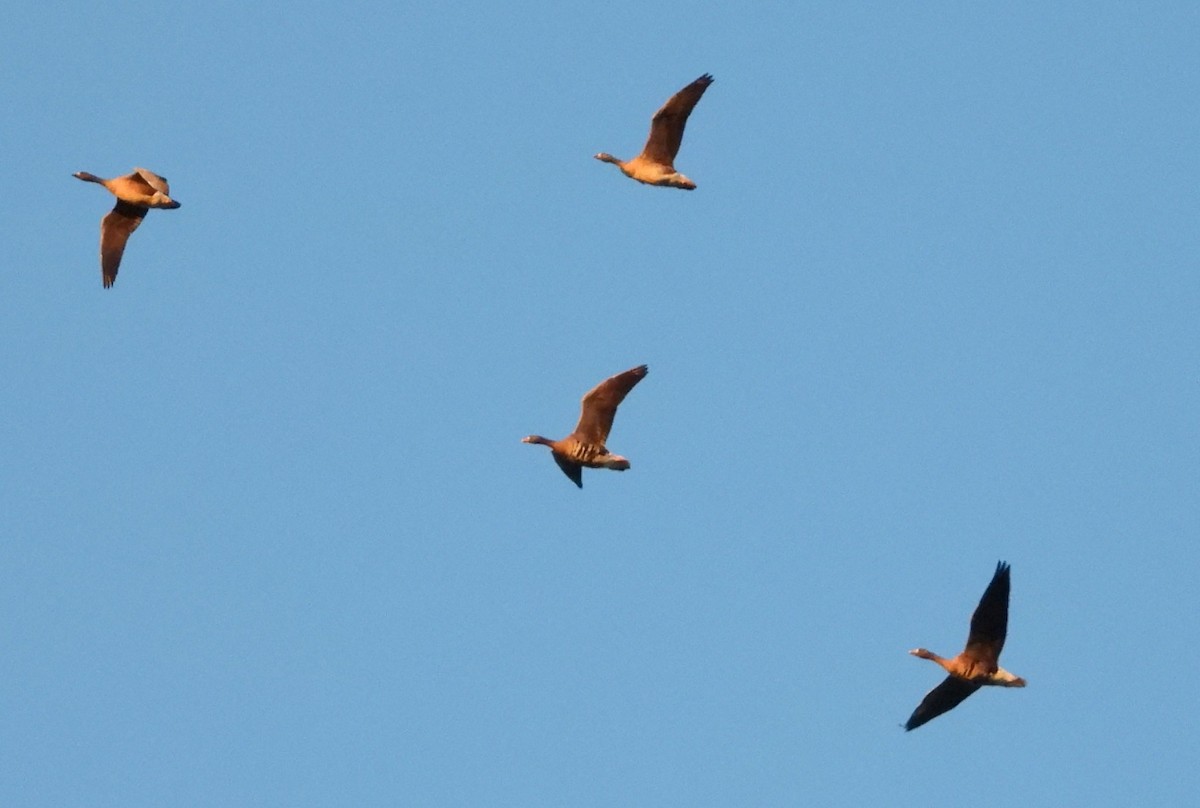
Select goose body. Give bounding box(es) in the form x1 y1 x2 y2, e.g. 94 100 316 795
74 168 181 288
905 561 1026 731
594 74 713 190
522 365 647 488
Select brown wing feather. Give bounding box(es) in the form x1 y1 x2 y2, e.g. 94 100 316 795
133 168 170 195
572 365 648 445
905 675 981 731
640 74 713 167
99 201 148 288
964 561 1011 666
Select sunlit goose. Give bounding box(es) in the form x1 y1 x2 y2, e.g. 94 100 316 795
74 168 181 288
905 561 1026 731
522 365 648 488
594 74 713 190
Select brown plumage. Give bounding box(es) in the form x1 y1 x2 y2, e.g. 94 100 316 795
905 561 1026 731
522 365 648 488
74 168 181 288
594 74 713 190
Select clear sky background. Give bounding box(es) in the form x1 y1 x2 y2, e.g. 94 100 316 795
2 2 1198 806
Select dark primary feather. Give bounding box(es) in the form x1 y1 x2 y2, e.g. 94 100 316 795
905 676 981 731
552 454 584 488
642 74 713 167
572 364 648 445
100 200 148 288
965 561 1011 663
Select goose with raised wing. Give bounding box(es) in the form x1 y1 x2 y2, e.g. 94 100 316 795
904 561 1026 731
594 74 713 190
522 365 648 488
74 168 181 288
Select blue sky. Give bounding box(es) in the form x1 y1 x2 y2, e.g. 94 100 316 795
2 2 1198 805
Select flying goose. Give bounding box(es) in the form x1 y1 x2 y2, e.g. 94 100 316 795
522 365 648 488
904 561 1026 731
594 74 713 190
74 168 181 288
